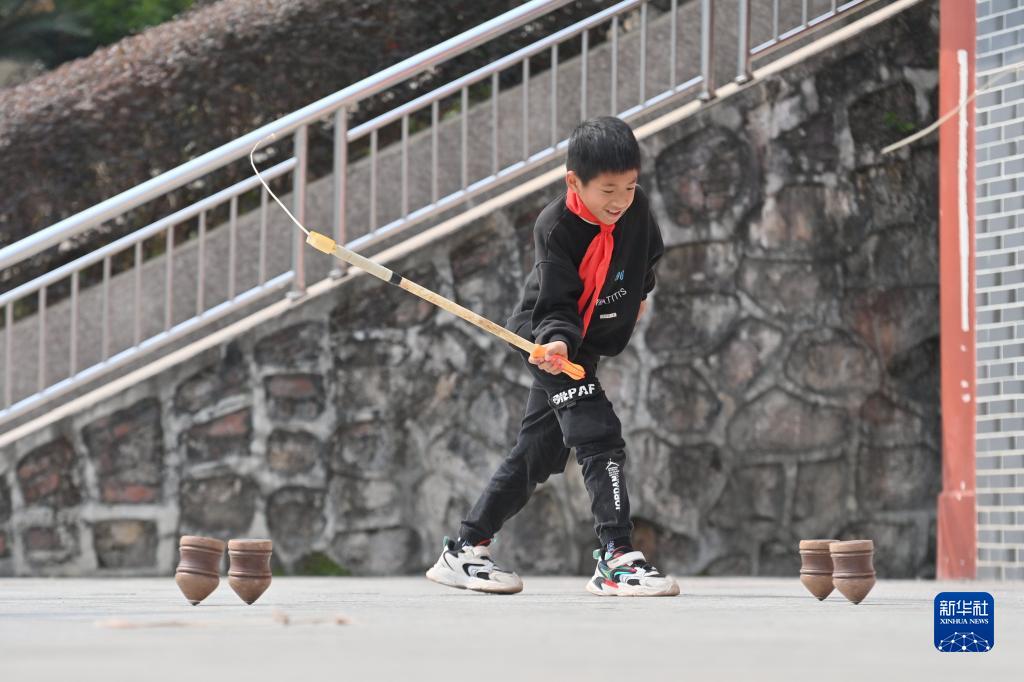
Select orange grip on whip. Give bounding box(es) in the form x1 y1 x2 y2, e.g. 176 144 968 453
530 345 586 380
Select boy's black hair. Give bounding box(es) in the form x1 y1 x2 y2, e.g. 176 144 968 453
566 116 641 184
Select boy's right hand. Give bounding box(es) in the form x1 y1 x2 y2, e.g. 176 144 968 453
530 340 569 375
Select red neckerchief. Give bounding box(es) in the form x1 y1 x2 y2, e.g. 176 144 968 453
566 188 616 337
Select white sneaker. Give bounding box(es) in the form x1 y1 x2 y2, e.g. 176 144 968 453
425 537 524 594
585 548 679 597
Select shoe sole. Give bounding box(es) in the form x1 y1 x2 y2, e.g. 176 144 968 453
425 566 523 594
585 577 680 597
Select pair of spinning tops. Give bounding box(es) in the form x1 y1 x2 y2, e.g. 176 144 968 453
799 539 876 604
175 536 273 605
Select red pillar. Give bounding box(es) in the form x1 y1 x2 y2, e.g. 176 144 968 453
936 0 976 580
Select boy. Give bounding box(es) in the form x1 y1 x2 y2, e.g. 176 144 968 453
426 117 676 597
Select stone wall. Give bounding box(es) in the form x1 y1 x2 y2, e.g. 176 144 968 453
0 2 941 578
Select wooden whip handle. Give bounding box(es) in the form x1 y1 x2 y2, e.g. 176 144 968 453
306 231 587 381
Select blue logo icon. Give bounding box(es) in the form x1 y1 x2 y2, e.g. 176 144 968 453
934 592 994 652
614 270 624 282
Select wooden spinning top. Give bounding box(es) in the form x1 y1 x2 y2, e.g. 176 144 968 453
228 539 273 605
175 535 225 605
798 539 839 600
830 539 876 604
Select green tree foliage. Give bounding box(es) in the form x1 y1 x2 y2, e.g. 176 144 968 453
60 0 196 46
0 0 91 66
0 0 195 68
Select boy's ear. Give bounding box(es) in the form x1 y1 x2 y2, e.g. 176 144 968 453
565 170 582 194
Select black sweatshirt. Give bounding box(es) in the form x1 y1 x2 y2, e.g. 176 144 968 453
506 184 665 359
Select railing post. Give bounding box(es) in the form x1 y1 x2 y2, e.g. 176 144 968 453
4 304 12 408
289 125 308 299
700 0 716 101
332 107 348 279
736 0 752 83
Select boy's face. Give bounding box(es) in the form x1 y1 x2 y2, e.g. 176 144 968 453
567 169 639 225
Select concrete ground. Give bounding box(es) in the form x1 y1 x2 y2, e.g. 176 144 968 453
1 576 1021 681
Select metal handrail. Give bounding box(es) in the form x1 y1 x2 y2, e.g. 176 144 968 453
348 0 651 139
737 0 872 81
0 159 296 309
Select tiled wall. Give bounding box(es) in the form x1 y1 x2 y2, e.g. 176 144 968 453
975 0 1024 580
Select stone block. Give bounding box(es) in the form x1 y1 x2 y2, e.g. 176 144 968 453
843 223 938 290
848 82 924 158
93 520 158 569
254 321 326 367
179 474 257 536
329 476 402 532
329 420 405 478
860 393 932 448
267 430 322 475
738 258 838 321
335 366 393 419
16 438 82 509
329 527 420 576
181 408 252 463
329 262 439 332
267 486 326 554
707 318 784 394
333 331 411 369
885 336 940 407
0 476 11 523
775 113 837 175
264 374 326 420
857 445 941 512
334 358 446 424
173 345 249 414
728 388 849 453
792 458 848 536
747 184 843 258
82 398 164 504
709 465 786 532
600 348 641 414
450 221 522 325
509 192 547 275
784 328 881 396
501 487 573 574
631 434 726 534
23 524 79 565
462 378 530 450
411 473 476 548
654 125 758 235
647 365 721 435
842 287 939 364
759 541 799 577
849 155 938 235
814 51 878 104
645 292 740 356
655 242 739 294
663 442 727 515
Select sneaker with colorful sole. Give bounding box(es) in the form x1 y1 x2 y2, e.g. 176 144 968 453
425 537 523 594
585 548 679 597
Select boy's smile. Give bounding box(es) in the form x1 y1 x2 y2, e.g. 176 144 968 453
567 169 639 225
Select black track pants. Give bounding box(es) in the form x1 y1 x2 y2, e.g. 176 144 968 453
459 348 632 547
